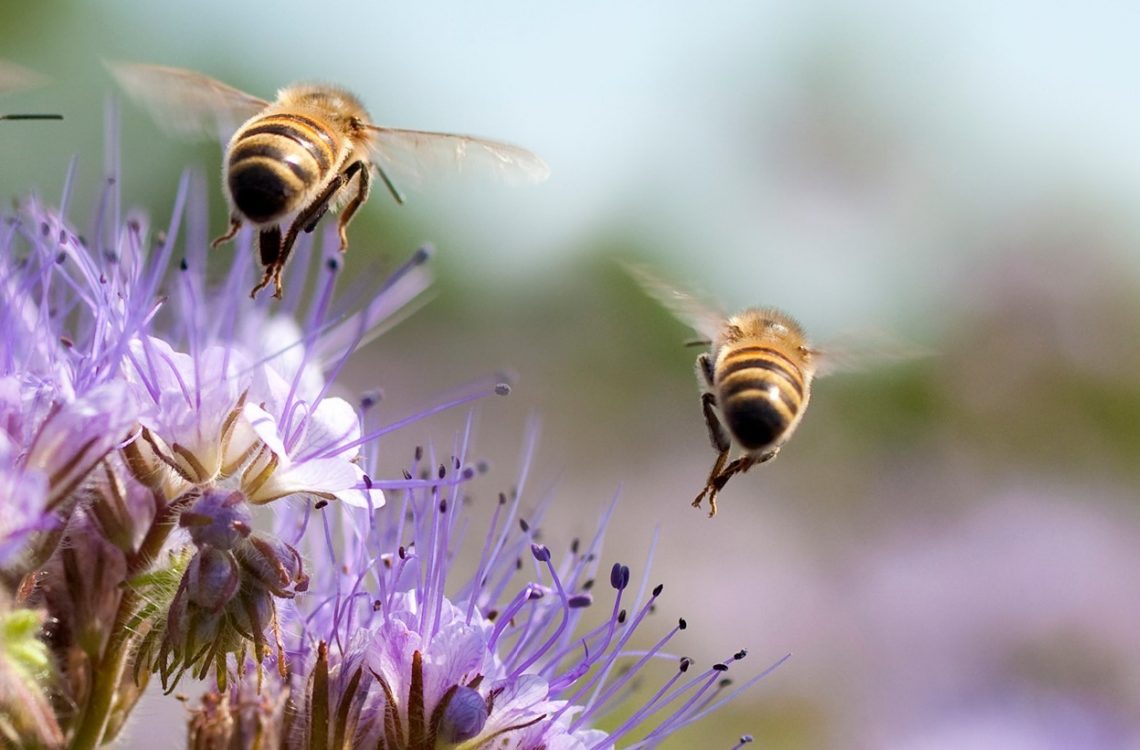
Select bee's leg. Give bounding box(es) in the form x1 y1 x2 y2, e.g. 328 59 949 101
694 448 730 517
700 391 731 454
281 161 368 257
302 204 330 234
211 216 242 248
725 449 777 479
694 392 732 517
334 162 371 251
249 226 283 299
709 448 779 495
301 161 368 234
697 353 716 388
258 226 281 267
258 161 368 300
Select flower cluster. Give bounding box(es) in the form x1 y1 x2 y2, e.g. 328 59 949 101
0 129 779 748
226 422 785 749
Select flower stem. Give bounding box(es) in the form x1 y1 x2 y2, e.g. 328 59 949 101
69 588 139 750
70 490 182 749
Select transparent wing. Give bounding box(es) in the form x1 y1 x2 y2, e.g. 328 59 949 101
108 62 269 142
810 328 933 378
365 126 550 190
621 261 726 343
0 61 47 94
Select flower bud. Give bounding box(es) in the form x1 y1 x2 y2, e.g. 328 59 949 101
186 547 240 612
438 686 488 744
237 533 308 597
182 489 251 550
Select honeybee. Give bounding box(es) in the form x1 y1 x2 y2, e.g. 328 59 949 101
627 263 910 517
111 63 549 298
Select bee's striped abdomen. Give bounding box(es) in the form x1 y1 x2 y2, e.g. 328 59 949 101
716 344 806 451
227 112 338 224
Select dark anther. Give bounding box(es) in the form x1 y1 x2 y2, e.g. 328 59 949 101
610 563 630 591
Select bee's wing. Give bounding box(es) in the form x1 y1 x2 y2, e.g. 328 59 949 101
364 126 550 191
809 329 932 378
622 261 726 343
0 61 47 94
108 62 269 142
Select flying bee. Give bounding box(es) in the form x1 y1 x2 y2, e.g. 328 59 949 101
626 263 914 518
110 63 549 298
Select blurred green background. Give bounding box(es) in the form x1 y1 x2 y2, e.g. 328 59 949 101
5 1 1140 747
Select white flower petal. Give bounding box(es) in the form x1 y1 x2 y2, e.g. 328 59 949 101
246 456 379 507
297 396 361 459
242 402 288 460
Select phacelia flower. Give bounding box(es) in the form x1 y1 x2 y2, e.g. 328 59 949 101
0 111 779 749
0 133 432 745
186 425 788 748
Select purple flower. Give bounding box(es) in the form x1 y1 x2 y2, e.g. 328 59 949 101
0 142 432 745
234 426 790 748
0 116 777 749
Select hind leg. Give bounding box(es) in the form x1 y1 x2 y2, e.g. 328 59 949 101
693 392 733 517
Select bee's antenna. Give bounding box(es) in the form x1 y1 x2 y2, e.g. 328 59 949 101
374 163 405 205
0 113 63 121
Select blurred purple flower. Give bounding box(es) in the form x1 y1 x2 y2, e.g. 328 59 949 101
829 491 1140 748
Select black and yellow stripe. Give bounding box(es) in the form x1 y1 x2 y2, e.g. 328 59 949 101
226 112 339 224
716 344 805 451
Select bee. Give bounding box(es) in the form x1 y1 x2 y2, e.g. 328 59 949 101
627 263 910 517
110 63 549 298
0 61 62 121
